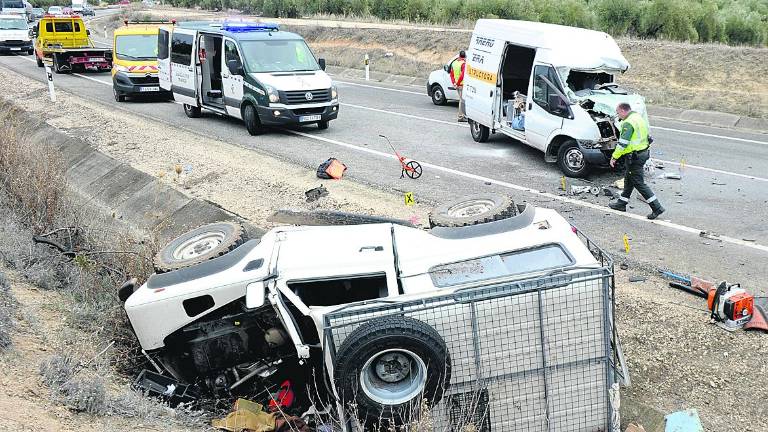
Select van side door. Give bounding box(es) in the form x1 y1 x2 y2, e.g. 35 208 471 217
221 38 244 120
525 64 569 151
157 27 171 91
168 27 198 106
463 34 505 128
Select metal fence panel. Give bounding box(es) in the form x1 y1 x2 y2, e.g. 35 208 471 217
324 267 617 432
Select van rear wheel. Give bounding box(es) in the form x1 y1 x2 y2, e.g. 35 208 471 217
183 103 201 118
469 119 490 143
557 140 590 178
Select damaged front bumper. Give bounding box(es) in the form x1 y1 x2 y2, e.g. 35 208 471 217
577 138 616 166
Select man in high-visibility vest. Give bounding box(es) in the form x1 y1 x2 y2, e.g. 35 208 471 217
450 50 467 122
609 102 665 220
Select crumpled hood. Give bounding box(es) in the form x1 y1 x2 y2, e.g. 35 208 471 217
0 30 30 41
250 71 332 91
584 93 649 125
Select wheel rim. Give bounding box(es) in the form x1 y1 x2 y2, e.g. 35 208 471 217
172 231 226 260
446 198 496 218
359 349 427 406
471 121 481 137
433 88 443 102
564 147 585 171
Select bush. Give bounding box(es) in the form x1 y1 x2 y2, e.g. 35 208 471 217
40 354 77 388
59 376 108 414
639 0 699 42
0 271 14 350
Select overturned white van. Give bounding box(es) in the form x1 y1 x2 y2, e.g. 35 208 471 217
463 19 648 177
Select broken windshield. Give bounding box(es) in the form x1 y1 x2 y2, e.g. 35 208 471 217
240 39 319 73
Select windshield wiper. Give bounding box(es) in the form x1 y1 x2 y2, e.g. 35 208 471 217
118 54 141 60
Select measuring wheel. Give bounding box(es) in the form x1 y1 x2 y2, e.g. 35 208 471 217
403 160 422 179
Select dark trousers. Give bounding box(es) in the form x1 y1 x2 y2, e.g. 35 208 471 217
619 149 660 209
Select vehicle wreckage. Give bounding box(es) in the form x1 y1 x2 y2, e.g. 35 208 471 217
120 195 628 430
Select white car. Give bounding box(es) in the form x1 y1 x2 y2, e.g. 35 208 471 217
121 195 626 431
47 5 62 14
427 54 460 105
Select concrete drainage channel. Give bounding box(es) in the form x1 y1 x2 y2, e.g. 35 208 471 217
5 100 263 242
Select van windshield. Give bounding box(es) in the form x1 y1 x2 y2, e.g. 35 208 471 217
2 0 24 8
0 17 26 29
116 34 158 60
239 39 319 73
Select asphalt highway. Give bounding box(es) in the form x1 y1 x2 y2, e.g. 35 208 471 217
2 9 766 290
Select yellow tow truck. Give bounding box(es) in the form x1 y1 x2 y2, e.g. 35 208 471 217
112 20 173 102
33 13 111 73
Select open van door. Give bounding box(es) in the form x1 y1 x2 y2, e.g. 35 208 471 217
168 27 198 106
463 34 505 128
157 27 171 91
525 64 569 151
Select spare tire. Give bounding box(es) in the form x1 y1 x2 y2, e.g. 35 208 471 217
429 194 517 228
153 221 246 273
334 316 451 424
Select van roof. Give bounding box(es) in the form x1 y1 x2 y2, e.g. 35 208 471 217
114 23 165 36
176 21 304 42
474 19 629 72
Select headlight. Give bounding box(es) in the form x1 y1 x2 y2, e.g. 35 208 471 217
114 64 129 73
331 85 338 100
266 85 279 103
577 139 602 149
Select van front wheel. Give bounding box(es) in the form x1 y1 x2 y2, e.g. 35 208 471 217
557 140 590 178
243 104 264 136
469 119 489 143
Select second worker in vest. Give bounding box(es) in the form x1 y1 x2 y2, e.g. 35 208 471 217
609 103 665 220
450 50 467 122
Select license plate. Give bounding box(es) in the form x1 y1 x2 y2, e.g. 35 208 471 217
299 114 322 122
10 48 20 51
88 57 105 62
139 86 160 92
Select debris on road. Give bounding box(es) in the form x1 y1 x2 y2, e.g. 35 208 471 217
571 185 592 195
629 276 647 283
603 187 618 199
665 409 703 432
316 157 347 179
658 173 682 180
613 178 625 189
711 181 726 186
305 185 329 202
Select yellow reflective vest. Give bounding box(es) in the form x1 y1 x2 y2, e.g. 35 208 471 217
612 111 649 159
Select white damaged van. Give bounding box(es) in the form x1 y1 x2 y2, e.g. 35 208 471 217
463 19 648 177
159 21 339 135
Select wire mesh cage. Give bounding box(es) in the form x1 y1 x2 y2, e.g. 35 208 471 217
323 231 623 432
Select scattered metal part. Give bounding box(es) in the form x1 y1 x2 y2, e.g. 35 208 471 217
629 276 647 282
305 185 329 202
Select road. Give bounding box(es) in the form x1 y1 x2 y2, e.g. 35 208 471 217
3 9 767 290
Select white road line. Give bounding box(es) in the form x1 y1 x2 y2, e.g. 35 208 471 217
652 159 768 183
18 55 112 85
336 79 768 145
289 130 768 254
336 80 424 96
341 102 466 127
93 40 112 47
651 125 767 145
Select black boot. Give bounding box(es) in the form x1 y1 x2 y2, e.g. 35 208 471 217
609 200 627 211
647 201 665 220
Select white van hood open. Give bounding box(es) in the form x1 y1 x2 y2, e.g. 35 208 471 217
251 71 332 91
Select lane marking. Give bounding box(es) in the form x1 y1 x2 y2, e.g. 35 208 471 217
652 159 768 183
17 55 112 85
651 125 767 146
336 79 768 145
341 102 466 127
289 129 768 254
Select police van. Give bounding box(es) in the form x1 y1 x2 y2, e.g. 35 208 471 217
158 21 339 135
463 19 648 177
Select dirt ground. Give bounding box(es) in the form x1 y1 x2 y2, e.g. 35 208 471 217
1 63 766 430
128 7 768 120
0 264 205 432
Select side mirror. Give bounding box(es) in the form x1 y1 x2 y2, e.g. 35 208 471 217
29 28 36 38
443 64 449 72
86 29 90 35
246 281 266 309
318 58 326 71
226 59 243 75
118 278 137 302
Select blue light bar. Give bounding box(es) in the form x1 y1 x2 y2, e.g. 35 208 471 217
221 21 279 32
